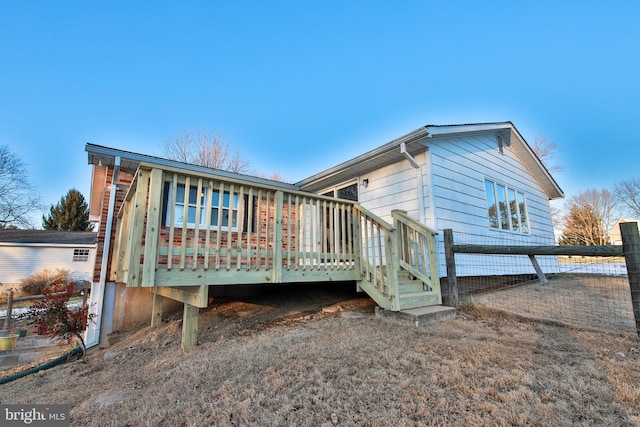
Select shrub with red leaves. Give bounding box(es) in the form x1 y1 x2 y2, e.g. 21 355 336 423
21 282 95 358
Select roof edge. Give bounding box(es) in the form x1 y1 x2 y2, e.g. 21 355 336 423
295 127 429 188
85 143 298 190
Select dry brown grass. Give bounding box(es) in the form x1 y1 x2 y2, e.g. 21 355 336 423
468 274 636 334
2 283 639 426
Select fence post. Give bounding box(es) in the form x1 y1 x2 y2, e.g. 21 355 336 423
620 222 640 337
82 283 89 308
3 289 13 331
443 229 459 307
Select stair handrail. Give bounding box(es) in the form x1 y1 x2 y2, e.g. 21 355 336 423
392 210 440 300
352 205 401 310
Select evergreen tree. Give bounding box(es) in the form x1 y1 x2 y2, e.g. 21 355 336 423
43 189 93 231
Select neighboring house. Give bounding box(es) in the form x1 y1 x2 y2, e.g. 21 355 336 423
608 219 640 245
0 229 97 291
84 121 563 351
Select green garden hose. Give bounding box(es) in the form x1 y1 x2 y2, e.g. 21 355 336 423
0 346 82 385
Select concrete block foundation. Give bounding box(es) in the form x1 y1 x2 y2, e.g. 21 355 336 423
375 305 457 327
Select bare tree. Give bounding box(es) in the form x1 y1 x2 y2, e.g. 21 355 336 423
531 135 563 173
0 145 41 228
161 130 251 174
559 188 619 245
614 178 640 217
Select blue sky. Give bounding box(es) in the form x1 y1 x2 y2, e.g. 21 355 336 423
1 1 638 227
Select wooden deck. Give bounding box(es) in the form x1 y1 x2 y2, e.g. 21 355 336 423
110 164 441 350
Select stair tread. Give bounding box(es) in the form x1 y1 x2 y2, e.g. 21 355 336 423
399 290 436 297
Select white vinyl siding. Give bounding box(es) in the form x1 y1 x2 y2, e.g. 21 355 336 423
426 132 557 276
0 245 96 286
357 152 427 224
428 132 554 238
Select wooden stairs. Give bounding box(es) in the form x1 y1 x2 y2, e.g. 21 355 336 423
397 270 441 310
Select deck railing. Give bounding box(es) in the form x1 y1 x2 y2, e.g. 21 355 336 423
110 164 439 310
393 210 441 302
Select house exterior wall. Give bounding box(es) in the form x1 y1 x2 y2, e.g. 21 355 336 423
426 132 558 275
427 133 555 238
357 151 427 224
90 165 157 333
92 166 134 283
321 132 558 277
0 245 96 287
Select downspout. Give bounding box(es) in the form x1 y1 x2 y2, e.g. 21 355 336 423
85 156 121 348
400 143 427 225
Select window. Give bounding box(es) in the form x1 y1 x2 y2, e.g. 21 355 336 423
174 183 206 227
484 179 529 233
322 182 358 201
163 182 244 230
73 248 90 262
210 189 239 228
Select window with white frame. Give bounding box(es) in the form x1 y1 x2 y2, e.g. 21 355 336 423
484 179 529 233
163 182 241 230
210 189 239 229
73 248 90 262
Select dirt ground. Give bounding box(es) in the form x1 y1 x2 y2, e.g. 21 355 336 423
2 282 640 426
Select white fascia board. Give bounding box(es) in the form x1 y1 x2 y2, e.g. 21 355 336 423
425 122 512 137
296 127 429 188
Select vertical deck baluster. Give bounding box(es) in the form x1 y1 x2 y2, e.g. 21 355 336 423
265 190 271 271
192 178 203 271
203 180 213 270
318 200 327 270
362 215 370 281
236 185 245 271
330 200 336 270
338 203 347 270
167 173 178 271
286 193 292 270
180 176 190 271
215 181 224 271
301 197 307 271
246 187 254 271
345 204 352 270
226 183 234 271
377 223 384 294
255 189 262 271
294 195 300 270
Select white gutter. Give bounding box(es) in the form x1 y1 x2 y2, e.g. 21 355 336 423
85 156 121 348
400 143 427 226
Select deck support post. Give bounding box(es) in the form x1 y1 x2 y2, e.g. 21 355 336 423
182 303 199 352
151 293 163 327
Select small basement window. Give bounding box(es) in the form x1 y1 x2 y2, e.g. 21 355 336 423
73 248 90 262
